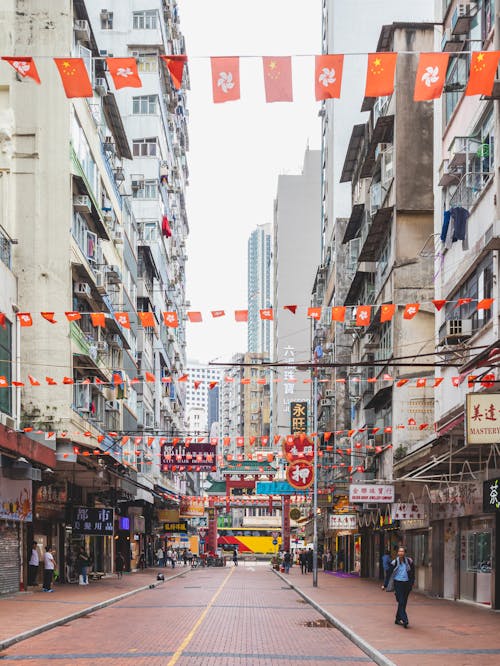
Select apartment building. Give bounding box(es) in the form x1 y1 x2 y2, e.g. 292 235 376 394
248 224 272 355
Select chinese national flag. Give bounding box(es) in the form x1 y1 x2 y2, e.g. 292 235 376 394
403 303 420 320
90 312 106 327
414 53 449 101
315 55 344 100
466 51 500 96
234 310 248 322
364 52 397 97
331 306 346 322
160 55 187 90
163 311 179 328
307 307 322 320
211 57 240 103
260 308 273 320
380 303 396 322
2 57 41 83
54 58 93 98
41 312 57 324
115 312 130 329
262 56 293 102
187 311 203 322
145 372 156 383
138 311 155 327
356 305 371 326
106 57 142 90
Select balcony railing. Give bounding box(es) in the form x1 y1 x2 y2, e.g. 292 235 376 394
449 171 494 208
0 225 12 269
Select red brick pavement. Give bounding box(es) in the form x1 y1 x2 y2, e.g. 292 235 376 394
281 567 500 666
0 565 375 665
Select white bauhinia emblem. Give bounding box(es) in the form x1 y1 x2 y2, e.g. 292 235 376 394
117 67 134 78
406 306 417 317
217 71 234 93
13 60 30 75
358 310 369 322
422 66 439 88
319 67 336 87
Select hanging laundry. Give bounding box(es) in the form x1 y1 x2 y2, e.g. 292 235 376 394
162 215 172 238
450 206 470 250
440 210 451 243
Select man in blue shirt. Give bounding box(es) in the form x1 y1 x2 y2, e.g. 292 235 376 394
390 546 415 628
381 549 392 590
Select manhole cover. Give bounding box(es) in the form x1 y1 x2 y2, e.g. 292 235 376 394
303 619 333 628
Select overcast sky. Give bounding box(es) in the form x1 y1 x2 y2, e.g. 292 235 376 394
178 0 322 364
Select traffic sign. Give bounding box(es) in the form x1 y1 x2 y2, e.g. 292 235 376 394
272 539 278 546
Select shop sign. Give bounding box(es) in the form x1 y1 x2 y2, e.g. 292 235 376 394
0 476 32 522
283 434 314 463
399 518 428 530
286 461 314 490
483 477 500 512
160 441 214 471
328 514 357 530
430 482 482 519
349 484 394 503
391 503 426 520
189 517 208 528
72 507 113 535
35 482 67 520
163 520 188 533
290 401 308 433
158 509 179 523
466 393 500 444
180 497 205 517
255 481 309 495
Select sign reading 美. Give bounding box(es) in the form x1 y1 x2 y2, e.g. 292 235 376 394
483 477 500 512
290 401 308 433
72 507 114 535
466 393 500 444
349 484 394 503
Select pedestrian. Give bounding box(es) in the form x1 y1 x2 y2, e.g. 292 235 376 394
166 547 173 567
77 546 91 585
232 548 238 566
326 550 333 572
43 545 56 592
138 552 146 570
306 548 313 573
28 540 40 586
156 545 165 568
389 546 415 628
170 549 177 569
182 549 188 567
115 551 125 578
283 550 291 574
381 549 392 590
299 549 307 574
186 549 193 566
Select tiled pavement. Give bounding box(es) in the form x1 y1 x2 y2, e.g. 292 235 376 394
278 567 500 666
0 565 375 666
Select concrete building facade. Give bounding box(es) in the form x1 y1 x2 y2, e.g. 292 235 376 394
248 223 272 355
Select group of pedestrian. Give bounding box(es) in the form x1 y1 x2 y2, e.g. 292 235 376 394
28 542 58 592
156 545 195 568
299 548 313 574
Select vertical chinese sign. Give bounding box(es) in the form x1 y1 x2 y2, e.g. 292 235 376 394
290 401 308 433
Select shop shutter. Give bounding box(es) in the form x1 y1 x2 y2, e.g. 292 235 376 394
0 524 20 595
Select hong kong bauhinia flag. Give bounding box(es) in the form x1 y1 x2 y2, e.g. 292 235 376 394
315 55 343 100
466 51 500 96
364 52 397 97
106 58 142 89
211 57 240 103
263 56 293 102
414 53 449 101
54 58 93 98
2 57 41 83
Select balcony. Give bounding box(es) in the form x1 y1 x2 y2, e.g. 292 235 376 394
0 225 13 269
449 171 494 208
451 3 476 35
358 207 393 262
70 146 110 241
70 321 113 380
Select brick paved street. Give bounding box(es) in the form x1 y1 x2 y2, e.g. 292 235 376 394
0 565 374 665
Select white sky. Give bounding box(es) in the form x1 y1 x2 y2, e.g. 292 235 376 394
178 0 322 364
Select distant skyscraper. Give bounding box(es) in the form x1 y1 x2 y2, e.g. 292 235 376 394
248 224 272 353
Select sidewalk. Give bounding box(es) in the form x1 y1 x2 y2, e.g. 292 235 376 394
277 567 500 666
0 565 190 651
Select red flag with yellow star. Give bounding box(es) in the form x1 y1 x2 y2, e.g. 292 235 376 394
54 58 93 98
364 52 397 98
466 51 500 96
262 56 293 102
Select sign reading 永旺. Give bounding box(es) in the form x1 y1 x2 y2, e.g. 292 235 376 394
349 484 394 504
72 506 114 535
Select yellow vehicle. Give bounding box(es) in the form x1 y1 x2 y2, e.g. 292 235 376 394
217 527 282 555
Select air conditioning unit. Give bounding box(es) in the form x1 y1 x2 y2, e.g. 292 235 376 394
0 413 15 429
110 334 122 347
94 270 106 294
103 136 115 152
97 340 108 353
74 281 91 297
320 399 331 407
94 78 108 97
325 389 335 398
74 19 91 43
106 265 122 284
105 399 120 412
31 468 42 482
442 319 473 344
73 195 91 213
131 178 145 191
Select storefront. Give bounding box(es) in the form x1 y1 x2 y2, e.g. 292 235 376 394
0 474 32 594
128 509 146 570
71 506 114 575
32 481 68 581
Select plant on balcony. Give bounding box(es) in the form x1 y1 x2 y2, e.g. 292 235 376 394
393 445 408 461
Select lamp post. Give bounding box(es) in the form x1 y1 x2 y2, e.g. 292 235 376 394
312 372 319 587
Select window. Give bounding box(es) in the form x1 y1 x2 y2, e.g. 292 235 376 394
445 255 493 333
132 179 157 199
132 52 158 73
132 138 158 157
132 95 158 115
0 319 12 415
132 10 158 30
470 109 494 177
100 11 113 29
444 55 468 126
484 0 495 38
376 322 392 362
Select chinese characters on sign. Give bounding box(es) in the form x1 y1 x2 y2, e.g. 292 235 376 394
466 393 500 444
72 507 114 535
163 520 188 533
349 484 394 503
328 514 357 530
161 441 214 471
391 503 425 520
286 460 314 489
483 477 500 512
283 345 296 397
283 434 314 462
290 401 308 433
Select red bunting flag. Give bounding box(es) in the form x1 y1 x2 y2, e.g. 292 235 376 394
41 312 57 324
433 377 444 387
145 372 156 383
178 374 189 382
211 310 225 318
90 312 106 328
356 305 371 326
2 57 41 83
234 310 248 322
284 305 297 314
209 381 218 390
380 303 396 323
364 52 398 97
307 307 322 320
0 376 8 388
65 311 81 322
456 297 472 308
115 312 130 329
28 375 40 386
46 377 57 386
187 311 203 323
54 58 93 98
260 308 273 320
138 311 155 328
414 53 449 101
315 54 344 100
403 303 420 320
416 378 427 388
62 377 74 385
331 306 346 322
396 379 409 387
466 51 500 96
263 56 293 102
163 311 179 328
113 373 124 386
0 313 5 328
17 313 33 327
432 299 446 311
477 298 494 310
160 55 187 90
211 57 240 103
106 58 142 89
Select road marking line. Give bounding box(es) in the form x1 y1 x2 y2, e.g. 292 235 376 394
167 568 234 666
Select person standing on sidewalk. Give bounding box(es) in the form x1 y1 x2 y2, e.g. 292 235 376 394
77 546 91 585
299 549 307 574
232 548 238 566
115 551 125 578
390 546 415 628
43 545 56 592
381 549 392 590
28 541 40 586
283 550 291 574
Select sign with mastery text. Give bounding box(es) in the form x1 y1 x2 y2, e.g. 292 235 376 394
466 393 500 444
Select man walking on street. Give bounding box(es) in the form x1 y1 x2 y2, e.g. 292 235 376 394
381 549 392 590
28 541 40 586
283 550 291 574
299 549 307 574
43 545 56 592
390 545 415 628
